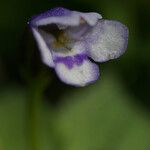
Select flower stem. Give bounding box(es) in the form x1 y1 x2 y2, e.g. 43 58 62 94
27 74 50 150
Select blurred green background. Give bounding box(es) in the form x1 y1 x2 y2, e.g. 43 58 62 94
0 0 150 150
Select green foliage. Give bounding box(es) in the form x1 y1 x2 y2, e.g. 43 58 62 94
0 71 150 150
55 71 150 150
0 87 28 150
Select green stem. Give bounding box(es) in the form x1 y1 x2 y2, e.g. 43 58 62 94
27 74 50 150
29 84 42 150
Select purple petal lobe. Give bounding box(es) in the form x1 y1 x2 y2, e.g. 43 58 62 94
29 7 102 27
29 7 71 26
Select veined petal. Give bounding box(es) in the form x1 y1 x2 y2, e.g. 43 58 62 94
85 19 129 62
55 57 100 87
29 7 102 27
31 28 54 67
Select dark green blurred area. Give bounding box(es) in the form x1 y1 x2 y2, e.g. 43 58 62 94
0 0 150 150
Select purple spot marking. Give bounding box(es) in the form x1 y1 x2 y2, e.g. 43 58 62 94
54 53 87 69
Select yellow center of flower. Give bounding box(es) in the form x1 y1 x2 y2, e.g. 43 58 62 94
52 31 70 49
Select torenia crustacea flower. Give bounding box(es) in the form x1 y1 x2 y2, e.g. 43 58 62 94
28 7 128 87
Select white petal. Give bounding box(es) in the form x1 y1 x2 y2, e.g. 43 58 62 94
35 12 81 27
32 28 54 67
79 12 102 26
55 59 99 87
85 20 129 62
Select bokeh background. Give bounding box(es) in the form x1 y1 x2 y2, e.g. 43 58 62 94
0 0 150 150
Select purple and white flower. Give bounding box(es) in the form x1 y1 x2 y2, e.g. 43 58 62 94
28 7 128 87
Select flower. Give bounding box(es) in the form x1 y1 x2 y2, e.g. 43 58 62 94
28 7 128 87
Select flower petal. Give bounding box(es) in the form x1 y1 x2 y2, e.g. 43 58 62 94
54 57 100 87
51 40 97 86
31 28 54 67
29 7 102 27
65 23 92 40
79 12 102 26
85 19 129 62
